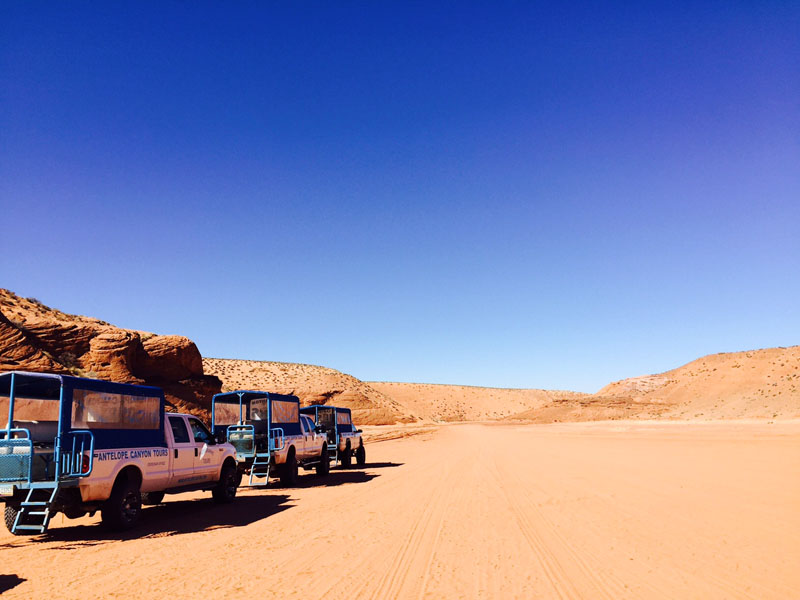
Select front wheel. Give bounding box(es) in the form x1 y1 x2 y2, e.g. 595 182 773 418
356 444 366 467
101 479 142 531
212 462 238 504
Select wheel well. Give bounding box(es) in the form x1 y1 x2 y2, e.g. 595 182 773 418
287 445 296 459
222 457 236 471
345 440 351 450
114 465 142 490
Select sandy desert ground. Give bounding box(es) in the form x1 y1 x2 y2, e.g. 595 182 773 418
1 420 798 599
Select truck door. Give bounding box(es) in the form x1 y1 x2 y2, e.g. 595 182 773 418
167 415 195 486
187 417 220 481
301 415 317 458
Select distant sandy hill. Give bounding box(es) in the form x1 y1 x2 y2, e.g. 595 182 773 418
510 346 800 422
202 358 418 425
367 381 586 422
206 347 799 425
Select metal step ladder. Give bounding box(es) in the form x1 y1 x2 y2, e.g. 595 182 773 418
247 453 271 487
328 444 339 466
12 483 59 535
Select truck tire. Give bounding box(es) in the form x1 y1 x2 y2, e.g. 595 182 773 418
212 462 238 504
316 448 329 477
141 491 165 506
356 444 366 467
4 504 21 534
101 478 142 531
340 446 352 469
280 451 298 487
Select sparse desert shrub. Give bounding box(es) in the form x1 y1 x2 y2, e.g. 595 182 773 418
58 352 79 369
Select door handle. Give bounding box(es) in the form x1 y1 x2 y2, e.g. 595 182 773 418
174 449 178 459
194 447 198 457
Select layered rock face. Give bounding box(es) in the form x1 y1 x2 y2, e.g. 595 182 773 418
0 289 220 415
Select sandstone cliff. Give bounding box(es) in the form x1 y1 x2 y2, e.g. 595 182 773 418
0 289 220 415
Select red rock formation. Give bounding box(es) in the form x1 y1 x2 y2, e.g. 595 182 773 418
0 289 220 417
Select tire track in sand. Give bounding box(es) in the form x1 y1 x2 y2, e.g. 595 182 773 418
489 456 617 600
365 447 472 600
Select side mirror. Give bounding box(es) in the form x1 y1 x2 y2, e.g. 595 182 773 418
357 429 363 434
316 425 327 434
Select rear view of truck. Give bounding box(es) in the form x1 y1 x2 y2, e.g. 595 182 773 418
211 391 286 486
300 405 365 468
0 371 165 534
212 390 330 487
1 371 239 536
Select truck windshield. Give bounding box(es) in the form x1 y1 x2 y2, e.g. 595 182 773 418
317 408 335 430
71 389 160 429
250 397 269 421
214 401 241 425
1 395 60 426
271 400 298 424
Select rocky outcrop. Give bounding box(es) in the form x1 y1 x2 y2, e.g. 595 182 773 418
0 289 220 416
0 311 62 372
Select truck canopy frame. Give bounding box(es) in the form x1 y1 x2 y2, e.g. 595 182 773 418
300 405 356 439
212 390 302 438
1 371 166 451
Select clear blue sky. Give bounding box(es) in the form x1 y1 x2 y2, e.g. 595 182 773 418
2 2 798 392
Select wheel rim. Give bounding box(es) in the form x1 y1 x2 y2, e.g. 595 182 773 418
225 472 236 497
121 491 140 523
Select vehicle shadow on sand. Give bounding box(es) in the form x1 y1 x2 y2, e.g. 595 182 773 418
0 574 26 593
283 461 404 488
293 470 378 488
29 493 293 548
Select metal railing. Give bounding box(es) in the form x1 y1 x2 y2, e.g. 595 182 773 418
58 430 94 479
0 429 33 483
270 427 285 452
227 424 256 459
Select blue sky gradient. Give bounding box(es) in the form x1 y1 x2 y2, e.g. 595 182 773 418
2 2 798 391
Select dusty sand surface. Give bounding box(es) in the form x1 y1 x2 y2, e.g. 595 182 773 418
2 421 798 599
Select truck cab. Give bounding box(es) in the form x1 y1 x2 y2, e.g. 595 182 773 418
300 405 365 468
0 371 239 536
212 390 329 487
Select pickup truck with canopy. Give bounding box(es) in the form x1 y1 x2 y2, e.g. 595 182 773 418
299 405 365 468
211 390 329 487
0 371 239 535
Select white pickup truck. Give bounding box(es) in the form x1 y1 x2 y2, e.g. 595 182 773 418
211 391 329 487
277 412 329 485
0 371 239 535
300 405 365 468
